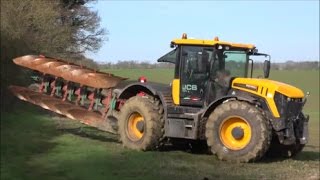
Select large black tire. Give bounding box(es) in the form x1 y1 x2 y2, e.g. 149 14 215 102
205 100 272 162
118 95 164 150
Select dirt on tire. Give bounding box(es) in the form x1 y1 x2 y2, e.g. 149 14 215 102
205 100 272 162
118 95 164 150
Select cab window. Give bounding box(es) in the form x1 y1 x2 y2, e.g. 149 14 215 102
223 51 247 77
157 48 178 64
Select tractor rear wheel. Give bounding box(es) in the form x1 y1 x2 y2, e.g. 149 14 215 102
119 95 164 150
205 100 272 162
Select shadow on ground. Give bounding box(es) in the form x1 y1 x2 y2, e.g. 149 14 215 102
259 150 320 164
2 102 319 180
293 151 320 161
1 103 60 179
57 126 119 143
51 115 320 163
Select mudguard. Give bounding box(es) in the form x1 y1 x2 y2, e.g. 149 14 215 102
202 92 258 118
117 82 171 105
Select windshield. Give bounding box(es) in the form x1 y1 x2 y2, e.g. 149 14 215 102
223 51 248 77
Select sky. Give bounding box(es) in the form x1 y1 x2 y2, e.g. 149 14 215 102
86 1 319 63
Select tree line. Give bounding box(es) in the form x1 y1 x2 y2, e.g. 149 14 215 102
98 60 319 70
99 61 174 69
253 61 319 70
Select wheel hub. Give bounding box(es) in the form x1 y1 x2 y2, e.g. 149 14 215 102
127 112 145 141
231 126 244 139
219 116 252 150
136 121 144 133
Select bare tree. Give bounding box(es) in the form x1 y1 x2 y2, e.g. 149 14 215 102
0 0 105 88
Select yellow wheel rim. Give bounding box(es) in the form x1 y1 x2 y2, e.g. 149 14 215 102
127 112 145 141
219 116 252 150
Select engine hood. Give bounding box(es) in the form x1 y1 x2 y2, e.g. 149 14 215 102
232 78 304 98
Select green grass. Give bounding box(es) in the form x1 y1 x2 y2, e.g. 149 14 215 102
1 69 319 180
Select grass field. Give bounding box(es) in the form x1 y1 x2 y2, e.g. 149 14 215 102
1 69 319 180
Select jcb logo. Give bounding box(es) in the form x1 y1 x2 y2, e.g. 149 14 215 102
183 84 197 91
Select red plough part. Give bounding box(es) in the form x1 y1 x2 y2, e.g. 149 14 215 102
9 55 127 134
13 55 126 89
9 85 117 134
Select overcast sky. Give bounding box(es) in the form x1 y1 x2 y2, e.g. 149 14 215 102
86 1 319 63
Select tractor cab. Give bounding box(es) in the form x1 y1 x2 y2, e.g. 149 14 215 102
158 33 270 107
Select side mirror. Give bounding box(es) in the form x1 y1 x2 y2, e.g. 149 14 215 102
263 60 271 78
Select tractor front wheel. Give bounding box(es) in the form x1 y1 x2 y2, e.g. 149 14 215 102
205 100 272 162
119 95 164 150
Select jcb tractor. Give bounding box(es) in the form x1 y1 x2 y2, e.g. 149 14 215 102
9 33 309 162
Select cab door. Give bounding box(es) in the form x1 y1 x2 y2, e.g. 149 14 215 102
158 46 212 106
179 46 210 107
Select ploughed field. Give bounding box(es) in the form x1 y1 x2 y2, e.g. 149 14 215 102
1 69 319 180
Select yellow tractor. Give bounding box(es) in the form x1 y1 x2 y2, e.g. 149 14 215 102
10 33 309 162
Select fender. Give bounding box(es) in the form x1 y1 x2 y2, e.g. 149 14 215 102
202 92 257 118
117 82 171 107
118 83 157 99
